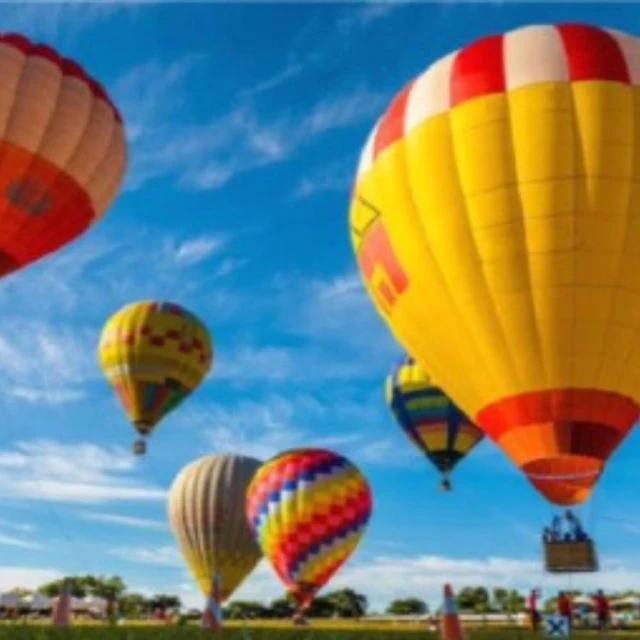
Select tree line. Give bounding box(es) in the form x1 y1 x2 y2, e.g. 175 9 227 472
8 576 640 619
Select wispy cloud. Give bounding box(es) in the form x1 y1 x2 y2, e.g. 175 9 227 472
124 73 384 192
213 258 248 279
172 235 227 266
294 157 354 199
191 392 400 468
238 60 303 99
337 2 404 33
0 533 41 551
79 512 167 531
110 545 181 568
0 440 166 504
113 54 204 144
0 321 96 405
0 3 126 42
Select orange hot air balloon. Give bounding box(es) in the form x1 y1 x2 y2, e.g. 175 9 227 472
0 33 126 278
350 23 640 506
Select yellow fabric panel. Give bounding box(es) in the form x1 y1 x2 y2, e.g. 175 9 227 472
352 79 640 418
454 429 479 455
417 425 448 450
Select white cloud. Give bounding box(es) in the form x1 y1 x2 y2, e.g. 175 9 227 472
172 235 226 266
79 512 166 531
0 568 62 593
9 387 85 405
0 440 166 504
110 545 182 568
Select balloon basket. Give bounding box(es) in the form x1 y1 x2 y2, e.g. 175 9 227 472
133 439 146 455
544 539 599 573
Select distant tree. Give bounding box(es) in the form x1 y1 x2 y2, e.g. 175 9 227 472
6 588 32 597
225 601 267 620
456 587 477 611
457 586 490 612
119 593 148 618
306 596 335 618
492 588 509 612
269 598 294 619
506 590 525 614
148 594 181 611
39 575 126 599
386 598 428 616
325 589 368 618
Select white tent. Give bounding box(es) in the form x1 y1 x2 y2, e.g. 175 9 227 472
572 595 593 607
0 594 22 609
613 596 640 609
26 593 51 611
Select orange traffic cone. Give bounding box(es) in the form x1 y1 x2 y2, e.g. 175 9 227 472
52 579 72 627
440 583 464 640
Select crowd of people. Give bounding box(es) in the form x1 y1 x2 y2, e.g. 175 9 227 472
527 588 611 632
542 510 590 543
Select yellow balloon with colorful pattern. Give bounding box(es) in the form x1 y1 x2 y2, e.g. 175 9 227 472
350 23 640 506
97 300 213 454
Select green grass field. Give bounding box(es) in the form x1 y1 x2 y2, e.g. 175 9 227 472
0 627 638 639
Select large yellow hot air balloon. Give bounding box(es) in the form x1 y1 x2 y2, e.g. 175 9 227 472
168 454 262 601
0 33 126 278
350 22 640 507
97 300 213 454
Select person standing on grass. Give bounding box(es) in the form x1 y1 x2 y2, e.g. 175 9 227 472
557 591 573 633
592 590 611 632
527 588 541 631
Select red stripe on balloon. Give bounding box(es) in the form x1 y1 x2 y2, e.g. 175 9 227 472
557 23 630 82
450 33 505 106
373 81 414 158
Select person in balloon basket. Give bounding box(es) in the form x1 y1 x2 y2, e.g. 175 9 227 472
557 591 573 633
527 588 541 631
592 590 610 632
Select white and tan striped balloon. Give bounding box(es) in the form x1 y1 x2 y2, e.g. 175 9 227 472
168 454 263 600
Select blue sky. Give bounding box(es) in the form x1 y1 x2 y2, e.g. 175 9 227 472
1 1 640 612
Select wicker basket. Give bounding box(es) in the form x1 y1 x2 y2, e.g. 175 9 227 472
544 540 599 573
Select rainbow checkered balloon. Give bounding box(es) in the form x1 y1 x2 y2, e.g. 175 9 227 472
246 448 372 608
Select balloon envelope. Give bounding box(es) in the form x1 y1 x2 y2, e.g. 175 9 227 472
168 453 262 600
386 356 484 479
97 300 213 447
350 23 640 506
0 33 126 277
246 448 372 608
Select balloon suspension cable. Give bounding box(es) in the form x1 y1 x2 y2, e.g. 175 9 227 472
202 572 223 631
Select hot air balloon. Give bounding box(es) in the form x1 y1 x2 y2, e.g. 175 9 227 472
0 33 126 278
97 300 213 454
350 22 640 509
168 454 262 609
386 356 484 490
246 448 372 617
